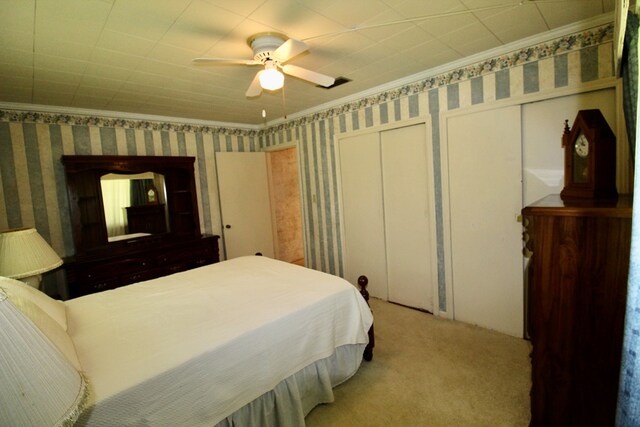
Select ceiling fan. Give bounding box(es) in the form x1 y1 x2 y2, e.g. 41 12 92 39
193 33 335 97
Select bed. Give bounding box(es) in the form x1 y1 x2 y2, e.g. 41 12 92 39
1 256 374 426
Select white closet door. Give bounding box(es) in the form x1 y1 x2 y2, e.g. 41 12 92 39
381 124 433 311
446 105 523 336
339 132 388 299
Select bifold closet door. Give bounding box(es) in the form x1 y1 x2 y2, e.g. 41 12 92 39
339 132 388 299
381 124 433 311
340 124 434 311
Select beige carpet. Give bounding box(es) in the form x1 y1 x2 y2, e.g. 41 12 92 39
306 298 531 427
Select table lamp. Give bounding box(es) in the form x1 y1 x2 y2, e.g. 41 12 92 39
0 288 88 425
0 228 63 289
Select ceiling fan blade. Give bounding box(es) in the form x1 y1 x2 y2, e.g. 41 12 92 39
245 71 263 97
192 57 261 66
282 64 335 87
272 38 308 63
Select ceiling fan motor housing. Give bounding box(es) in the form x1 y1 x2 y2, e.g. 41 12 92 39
248 34 286 63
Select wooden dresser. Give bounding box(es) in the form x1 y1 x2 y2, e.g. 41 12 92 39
522 194 632 426
61 155 220 299
65 235 219 298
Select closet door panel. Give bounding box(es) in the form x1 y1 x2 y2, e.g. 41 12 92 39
339 133 388 299
381 124 433 311
446 105 523 336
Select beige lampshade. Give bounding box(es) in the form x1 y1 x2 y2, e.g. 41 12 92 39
0 228 63 279
0 288 88 426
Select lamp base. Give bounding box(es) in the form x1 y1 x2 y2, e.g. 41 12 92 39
20 274 43 290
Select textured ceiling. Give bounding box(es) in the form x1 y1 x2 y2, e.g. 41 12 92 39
0 0 615 125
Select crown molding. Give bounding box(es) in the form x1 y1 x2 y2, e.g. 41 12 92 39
0 102 262 132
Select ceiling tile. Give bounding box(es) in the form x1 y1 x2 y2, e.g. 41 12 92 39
159 0 244 53
35 0 113 46
32 90 75 105
1 87 33 103
473 2 549 43
0 0 35 33
70 94 112 109
78 75 125 90
32 68 84 85
105 0 192 40
302 0 391 28
83 62 131 81
148 43 202 66
2 30 34 52
34 36 95 61
200 0 267 17
436 20 501 57
89 48 145 70
96 30 157 56
0 47 34 66
34 54 87 75
416 11 478 39
0 63 33 79
33 78 78 94
249 0 345 40
536 0 609 29
0 74 32 88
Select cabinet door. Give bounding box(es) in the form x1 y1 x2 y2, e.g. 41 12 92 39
381 124 433 311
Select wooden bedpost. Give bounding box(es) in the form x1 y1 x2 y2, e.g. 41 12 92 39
357 275 375 362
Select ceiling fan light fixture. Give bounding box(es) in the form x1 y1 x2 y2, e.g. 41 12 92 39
259 68 284 91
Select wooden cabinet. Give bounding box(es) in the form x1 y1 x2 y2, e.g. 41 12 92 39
65 235 219 298
522 194 632 426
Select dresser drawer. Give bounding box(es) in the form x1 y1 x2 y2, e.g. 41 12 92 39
64 235 220 298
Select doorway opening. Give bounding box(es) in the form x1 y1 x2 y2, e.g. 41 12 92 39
266 146 305 266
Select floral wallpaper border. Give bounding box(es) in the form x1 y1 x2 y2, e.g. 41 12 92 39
0 109 262 137
267 22 614 133
0 22 613 137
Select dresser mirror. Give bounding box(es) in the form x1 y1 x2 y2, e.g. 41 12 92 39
63 155 201 257
100 172 170 241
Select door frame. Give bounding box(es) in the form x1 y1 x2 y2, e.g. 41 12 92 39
438 77 625 319
262 141 306 265
335 117 439 313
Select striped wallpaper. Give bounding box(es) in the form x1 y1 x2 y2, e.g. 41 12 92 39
0 22 618 309
0 122 259 259
263 23 618 311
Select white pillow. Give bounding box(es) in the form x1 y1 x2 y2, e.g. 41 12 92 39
0 276 81 371
0 276 68 330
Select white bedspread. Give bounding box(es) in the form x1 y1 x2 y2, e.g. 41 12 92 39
66 256 373 426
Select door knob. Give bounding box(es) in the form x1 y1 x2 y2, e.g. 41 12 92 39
225 224 231 229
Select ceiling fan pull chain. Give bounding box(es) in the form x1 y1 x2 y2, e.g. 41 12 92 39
282 85 287 120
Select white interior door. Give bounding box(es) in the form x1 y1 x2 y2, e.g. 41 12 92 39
446 105 523 336
216 152 275 259
381 124 433 311
339 132 388 299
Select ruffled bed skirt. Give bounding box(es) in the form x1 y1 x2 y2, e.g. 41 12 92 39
216 343 366 426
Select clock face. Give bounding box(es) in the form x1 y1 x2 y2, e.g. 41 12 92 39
575 134 589 158
573 133 589 184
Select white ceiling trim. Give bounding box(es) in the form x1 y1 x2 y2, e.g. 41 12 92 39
0 102 263 131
